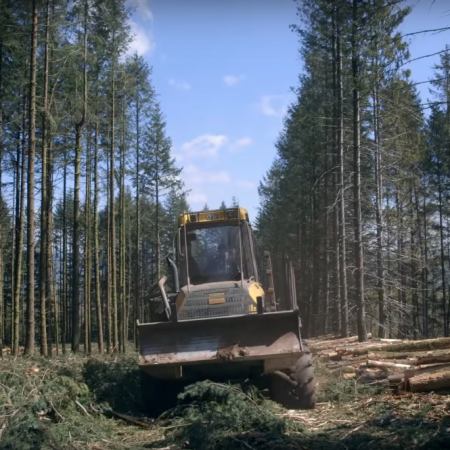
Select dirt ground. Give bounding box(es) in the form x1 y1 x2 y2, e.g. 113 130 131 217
0 348 449 450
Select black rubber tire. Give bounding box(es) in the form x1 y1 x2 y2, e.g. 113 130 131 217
140 371 183 418
268 341 316 410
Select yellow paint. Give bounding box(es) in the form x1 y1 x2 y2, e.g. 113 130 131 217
208 292 226 305
208 297 226 305
248 282 265 304
178 207 249 227
176 290 186 311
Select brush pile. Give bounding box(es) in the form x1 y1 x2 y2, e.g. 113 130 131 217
308 334 450 394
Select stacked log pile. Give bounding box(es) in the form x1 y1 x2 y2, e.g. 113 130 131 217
307 334 450 394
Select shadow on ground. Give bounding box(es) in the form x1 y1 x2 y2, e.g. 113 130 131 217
82 355 144 415
146 417 450 450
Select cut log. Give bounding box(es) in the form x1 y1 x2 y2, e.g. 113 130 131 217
309 333 372 351
367 352 411 361
409 370 450 393
403 362 450 390
356 368 388 379
343 373 356 380
358 372 388 382
327 359 366 370
388 373 404 383
367 360 412 370
353 337 450 356
318 351 342 361
410 354 450 366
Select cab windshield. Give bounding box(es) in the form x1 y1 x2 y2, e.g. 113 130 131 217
182 224 242 284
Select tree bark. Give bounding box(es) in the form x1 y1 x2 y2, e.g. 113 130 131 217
119 97 126 352
72 0 88 352
62 153 68 354
331 11 341 334
13 96 27 355
93 120 104 354
0 0 4 351
409 370 450 393
437 161 447 336
84 131 92 354
72 123 82 352
352 0 367 343
373 83 386 338
25 0 39 356
110 33 118 352
336 10 348 338
39 0 50 356
134 77 141 348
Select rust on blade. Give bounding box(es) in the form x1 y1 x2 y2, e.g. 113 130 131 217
138 310 302 367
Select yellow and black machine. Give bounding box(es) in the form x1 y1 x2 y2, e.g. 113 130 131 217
137 206 315 416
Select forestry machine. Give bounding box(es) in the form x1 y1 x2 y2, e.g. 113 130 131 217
137 206 315 416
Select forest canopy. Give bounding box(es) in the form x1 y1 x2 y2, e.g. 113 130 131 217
255 0 450 342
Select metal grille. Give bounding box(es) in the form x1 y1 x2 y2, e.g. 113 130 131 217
178 287 253 320
180 304 247 320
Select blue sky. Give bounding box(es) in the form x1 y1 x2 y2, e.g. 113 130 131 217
125 0 450 223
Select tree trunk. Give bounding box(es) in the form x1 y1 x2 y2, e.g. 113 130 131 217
373 84 386 338
336 12 348 338
84 131 92 354
155 147 160 282
352 0 367 343
0 0 4 351
106 155 112 352
119 98 126 352
39 0 50 356
13 96 27 356
25 0 39 356
409 189 418 339
331 12 341 334
72 123 82 352
409 370 450 393
62 153 68 354
110 37 118 352
72 0 88 352
323 153 330 335
93 120 104 354
437 162 447 336
134 83 141 348
422 194 429 338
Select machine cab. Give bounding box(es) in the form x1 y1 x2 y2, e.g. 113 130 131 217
176 207 260 288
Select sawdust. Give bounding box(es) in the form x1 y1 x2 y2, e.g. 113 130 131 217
216 343 240 361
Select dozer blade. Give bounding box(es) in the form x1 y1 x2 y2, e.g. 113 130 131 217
138 310 303 378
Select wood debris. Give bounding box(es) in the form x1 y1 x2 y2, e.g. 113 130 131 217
308 334 450 394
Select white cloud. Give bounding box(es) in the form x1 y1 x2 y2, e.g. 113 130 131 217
230 136 252 152
184 164 231 184
188 191 208 205
181 134 227 158
223 74 245 87
257 94 291 117
125 20 155 57
169 78 191 91
236 180 256 189
127 0 153 21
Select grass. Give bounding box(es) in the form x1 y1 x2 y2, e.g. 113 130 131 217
0 351 449 449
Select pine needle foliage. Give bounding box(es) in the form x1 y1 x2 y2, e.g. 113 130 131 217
162 380 305 450
0 355 120 450
82 355 142 415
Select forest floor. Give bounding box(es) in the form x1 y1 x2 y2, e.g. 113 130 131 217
0 340 449 450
